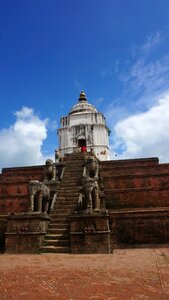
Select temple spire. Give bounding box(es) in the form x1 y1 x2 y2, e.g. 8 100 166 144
78 90 87 102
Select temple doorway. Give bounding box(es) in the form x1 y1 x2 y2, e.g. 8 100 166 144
78 139 86 148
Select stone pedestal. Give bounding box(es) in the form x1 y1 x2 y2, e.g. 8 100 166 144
5 213 51 253
70 211 111 254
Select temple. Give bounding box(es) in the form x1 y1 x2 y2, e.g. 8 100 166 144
58 91 110 160
0 91 169 254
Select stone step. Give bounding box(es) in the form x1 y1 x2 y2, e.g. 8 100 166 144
51 208 76 213
49 223 69 229
55 196 66 200
44 234 69 240
62 180 81 184
58 190 79 195
61 183 80 187
50 208 74 214
61 180 81 184
52 208 76 213
56 197 78 202
47 228 69 234
53 199 77 205
64 171 83 173
59 192 79 197
51 209 71 217
64 168 83 170
61 182 81 186
66 160 84 163
44 239 70 247
41 246 71 253
45 234 69 240
54 197 78 202
62 172 82 176
62 195 79 198
57 192 78 196
66 158 84 161
65 170 83 173
61 181 80 186
66 167 83 169
53 205 76 211
63 176 81 179
51 207 76 212
65 167 83 170
53 207 76 212
60 183 80 187
65 168 83 171
58 191 79 196
57 197 78 201
64 171 83 174
62 172 82 175
55 198 78 202
50 216 69 222
61 174 82 182
63 172 82 176
52 206 73 212
62 174 82 184
54 202 76 207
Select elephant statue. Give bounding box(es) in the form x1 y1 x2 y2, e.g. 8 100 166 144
81 177 100 212
79 154 101 212
28 180 50 213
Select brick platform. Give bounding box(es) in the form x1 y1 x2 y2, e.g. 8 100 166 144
0 247 169 299
1 155 169 252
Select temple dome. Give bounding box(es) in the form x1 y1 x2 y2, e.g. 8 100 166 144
69 91 97 115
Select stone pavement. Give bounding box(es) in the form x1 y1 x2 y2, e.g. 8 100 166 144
0 247 169 300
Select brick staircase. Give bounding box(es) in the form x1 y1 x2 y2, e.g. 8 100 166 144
41 152 85 253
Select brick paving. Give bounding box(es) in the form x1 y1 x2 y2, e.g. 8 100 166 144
0 247 169 300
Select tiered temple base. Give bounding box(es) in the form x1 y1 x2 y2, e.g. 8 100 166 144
1 155 169 253
70 212 111 254
5 213 51 253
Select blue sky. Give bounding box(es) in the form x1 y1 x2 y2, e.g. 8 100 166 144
0 0 169 169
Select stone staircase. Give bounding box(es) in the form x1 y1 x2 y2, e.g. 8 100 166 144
41 152 85 253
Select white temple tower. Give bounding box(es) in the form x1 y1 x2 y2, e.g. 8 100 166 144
57 91 110 160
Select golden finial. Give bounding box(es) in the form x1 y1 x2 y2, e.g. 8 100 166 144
79 90 87 102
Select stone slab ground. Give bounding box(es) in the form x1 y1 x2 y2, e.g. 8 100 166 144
0 247 169 300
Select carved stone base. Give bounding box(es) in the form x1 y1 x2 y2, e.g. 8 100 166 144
70 212 111 254
5 213 51 253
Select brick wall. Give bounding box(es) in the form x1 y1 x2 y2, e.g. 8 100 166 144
101 158 169 209
1 157 169 248
109 208 169 248
0 165 44 214
101 157 169 246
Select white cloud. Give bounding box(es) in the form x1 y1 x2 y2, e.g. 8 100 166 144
48 120 58 131
103 29 169 162
106 28 169 115
0 107 50 170
131 31 162 58
120 54 169 103
103 30 169 138
141 31 161 52
112 91 169 162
